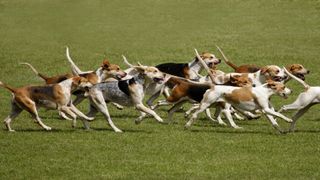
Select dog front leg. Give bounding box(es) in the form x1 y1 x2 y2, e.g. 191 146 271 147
89 91 122 132
146 91 161 107
135 103 163 123
168 100 188 123
263 108 293 123
185 102 211 128
264 114 284 133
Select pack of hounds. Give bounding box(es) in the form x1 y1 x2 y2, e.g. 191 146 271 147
0 46 315 133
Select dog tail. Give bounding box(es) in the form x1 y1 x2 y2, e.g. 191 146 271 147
0 81 16 93
216 46 238 71
20 62 49 81
122 55 133 68
283 66 310 90
66 47 83 75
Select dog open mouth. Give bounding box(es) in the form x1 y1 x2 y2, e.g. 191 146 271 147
153 77 164 83
272 76 283 82
295 73 305 81
281 93 289 99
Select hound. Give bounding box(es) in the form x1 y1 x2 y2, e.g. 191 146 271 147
278 68 318 132
217 46 309 81
0 77 93 131
155 51 221 80
186 80 292 132
85 64 166 132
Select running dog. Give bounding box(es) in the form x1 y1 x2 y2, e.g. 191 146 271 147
278 68 318 132
0 76 93 131
85 64 166 132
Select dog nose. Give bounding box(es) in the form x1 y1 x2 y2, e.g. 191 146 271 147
307 70 310 74
218 59 222 63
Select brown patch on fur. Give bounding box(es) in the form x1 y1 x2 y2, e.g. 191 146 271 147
43 73 74 84
183 66 190 79
224 87 255 104
79 73 99 85
227 74 252 87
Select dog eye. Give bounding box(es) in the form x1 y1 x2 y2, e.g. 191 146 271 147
117 68 120 71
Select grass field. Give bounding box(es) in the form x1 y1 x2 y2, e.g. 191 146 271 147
1 0 320 179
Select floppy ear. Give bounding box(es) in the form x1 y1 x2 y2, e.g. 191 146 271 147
260 66 269 74
134 66 146 73
230 75 240 83
102 59 111 69
72 76 81 85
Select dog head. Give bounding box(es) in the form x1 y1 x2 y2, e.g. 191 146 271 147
196 52 221 68
134 65 165 84
286 64 309 81
266 80 291 99
71 76 93 90
101 59 127 80
230 74 253 87
260 65 287 82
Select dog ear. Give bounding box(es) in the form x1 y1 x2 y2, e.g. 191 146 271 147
72 76 81 85
102 59 111 69
260 66 269 74
134 66 145 73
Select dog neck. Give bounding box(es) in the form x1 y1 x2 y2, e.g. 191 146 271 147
58 78 74 94
189 58 203 73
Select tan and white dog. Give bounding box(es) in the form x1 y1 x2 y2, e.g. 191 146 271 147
278 68 318 132
186 79 292 132
0 76 93 131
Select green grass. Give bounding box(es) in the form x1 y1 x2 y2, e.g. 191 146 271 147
1 0 320 179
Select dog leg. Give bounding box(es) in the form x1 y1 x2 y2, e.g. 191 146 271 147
23 99 51 130
205 108 217 122
135 103 163 123
135 111 147 124
222 105 242 129
112 103 124 110
289 103 315 132
151 100 171 110
73 94 86 106
89 91 122 132
69 104 94 121
59 111 72 121
263 108 293 123
185 104 199 118
213 106 227 126
146 91 161 107
59 106 78 128
3 103 23 132
185 102 211 128
264 114 283 133
168 100 187 123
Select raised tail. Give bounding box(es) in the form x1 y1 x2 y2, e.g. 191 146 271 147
216 46 238 70
66 47 83 75
283 67 310 90
20 62 49 81
122 55 134 68
0 81 16 93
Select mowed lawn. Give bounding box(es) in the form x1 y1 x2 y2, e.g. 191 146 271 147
1 0 320 179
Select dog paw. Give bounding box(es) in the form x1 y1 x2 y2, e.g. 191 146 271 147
45 127 52 131
8 129 15 132
233 126 243 129
86 117 95 121
115 129 123 133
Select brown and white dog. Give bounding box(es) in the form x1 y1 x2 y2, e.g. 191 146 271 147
217 46 309 81
0 76 93 131
186 80 293 132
